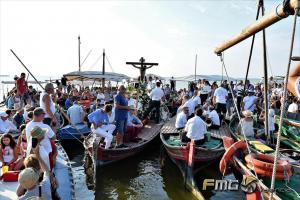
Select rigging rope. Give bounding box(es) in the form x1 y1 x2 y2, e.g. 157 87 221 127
219 54 264 199
105 55 114 73
88 54 103 71
269 7 299 200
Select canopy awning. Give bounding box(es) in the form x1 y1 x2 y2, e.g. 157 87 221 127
63 71 130 82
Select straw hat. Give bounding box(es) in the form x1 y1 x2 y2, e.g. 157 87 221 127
18 167 39 189
242 110 253 118
31 126 47 139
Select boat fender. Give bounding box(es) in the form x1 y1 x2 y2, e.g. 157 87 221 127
219 140 247 175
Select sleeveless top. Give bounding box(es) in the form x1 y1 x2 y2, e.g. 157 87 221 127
2 146 14 163
40 92 56 118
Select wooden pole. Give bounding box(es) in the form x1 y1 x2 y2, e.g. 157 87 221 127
102 49 105 88
10 49 45 90
194 54 197 82
214 0 299 54
78 35 81 72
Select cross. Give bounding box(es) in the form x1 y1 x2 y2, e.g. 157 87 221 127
126 57 158 82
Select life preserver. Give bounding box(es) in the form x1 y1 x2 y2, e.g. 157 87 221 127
219 139 248 175
245 154 292 180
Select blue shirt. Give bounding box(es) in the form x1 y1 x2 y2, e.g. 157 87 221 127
127 113 142 126
114 93 128 120
87 109 109 126
65 98 73 109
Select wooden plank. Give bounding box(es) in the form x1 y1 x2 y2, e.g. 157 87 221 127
214 0 299 54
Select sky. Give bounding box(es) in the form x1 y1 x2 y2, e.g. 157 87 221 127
0 0 299 80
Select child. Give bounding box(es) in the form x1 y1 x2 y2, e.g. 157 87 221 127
0 133 18 170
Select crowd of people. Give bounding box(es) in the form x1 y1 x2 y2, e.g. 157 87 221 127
1 62 300 198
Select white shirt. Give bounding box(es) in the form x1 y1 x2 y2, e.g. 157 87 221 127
0 118 15 134
25 121 55 156
40 92 56 118
208 110 220 126
288 103 298 113
149 87 164 101
67 103 84 124
243 96 257 111
214 87 228 104
184 99 195 115
201 85 211 94
192 96 201 107
185 116 207 140
97 93 105 105
175 111 187 129
268 109 275 132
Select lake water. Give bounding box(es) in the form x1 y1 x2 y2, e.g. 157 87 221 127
63 139 245 200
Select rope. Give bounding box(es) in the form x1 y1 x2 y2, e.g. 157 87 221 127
105 55 114 73
269 7 299 200
219 54 263 191
63 127 85 145
88 54 103 71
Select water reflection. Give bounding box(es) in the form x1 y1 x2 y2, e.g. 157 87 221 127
63 141 245 200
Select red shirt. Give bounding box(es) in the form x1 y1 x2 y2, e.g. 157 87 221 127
16 78 27 95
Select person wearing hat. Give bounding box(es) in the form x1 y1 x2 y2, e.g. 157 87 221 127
17 161 52 199
241 89 257 112
237 110 255 138
88 104 116 149
39 83 57 126
125 105 143 142
175 105 188 130
25 108 56 170
0 111 17 134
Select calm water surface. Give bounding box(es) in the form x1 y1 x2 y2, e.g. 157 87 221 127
63 140 245 200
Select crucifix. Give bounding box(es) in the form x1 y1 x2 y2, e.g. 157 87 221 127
126 57 158 82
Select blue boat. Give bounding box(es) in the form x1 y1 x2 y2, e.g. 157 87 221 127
58 123 91 141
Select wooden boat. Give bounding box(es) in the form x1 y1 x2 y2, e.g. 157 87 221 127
160 117 227 200
0 142 76 200
57 123 91 141
225 116 300 200
85 121 163 167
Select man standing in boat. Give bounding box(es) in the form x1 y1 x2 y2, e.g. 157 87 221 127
16 72 28 107
114 85 130 148
143 81 165 124
213 83 228 118
40 83 57 127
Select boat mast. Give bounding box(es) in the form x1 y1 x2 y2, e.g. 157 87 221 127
78 35 81 72
194 54 197 82
102 49 105 88
260 0 270 143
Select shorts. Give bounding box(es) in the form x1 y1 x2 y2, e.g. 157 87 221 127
215 103 227 114
115 119 127 134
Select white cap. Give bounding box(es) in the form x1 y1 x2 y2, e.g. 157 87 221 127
0 111 8 117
